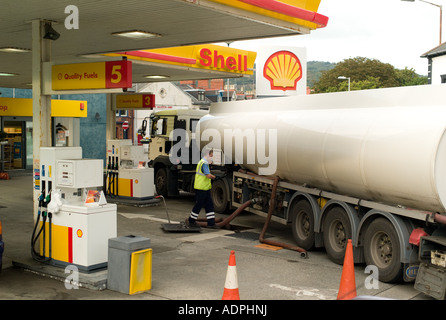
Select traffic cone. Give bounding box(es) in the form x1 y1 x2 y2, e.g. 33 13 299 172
336 239 357 300
222 250 240 300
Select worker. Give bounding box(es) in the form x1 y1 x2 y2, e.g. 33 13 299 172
187 149 217 228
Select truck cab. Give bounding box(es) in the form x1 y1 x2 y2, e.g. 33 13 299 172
147 109 208 197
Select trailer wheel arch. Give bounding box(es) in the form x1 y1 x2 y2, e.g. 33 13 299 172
318 200 362 264
287 192 323 249
318 200 361 245
356 210 416 265
287 192 321 225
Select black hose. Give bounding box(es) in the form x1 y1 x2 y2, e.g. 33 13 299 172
31 211 50 262
31 191 52 263
30 210 42 258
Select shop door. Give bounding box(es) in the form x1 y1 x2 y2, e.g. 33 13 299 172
1 117 32 170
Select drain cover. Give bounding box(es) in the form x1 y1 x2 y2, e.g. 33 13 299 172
161 223 201 233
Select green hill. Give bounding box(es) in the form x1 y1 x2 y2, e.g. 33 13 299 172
307 61 336 88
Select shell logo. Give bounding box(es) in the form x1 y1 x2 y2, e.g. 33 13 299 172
263 51 302 91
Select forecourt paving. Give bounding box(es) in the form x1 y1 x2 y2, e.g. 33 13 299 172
0 174 431 301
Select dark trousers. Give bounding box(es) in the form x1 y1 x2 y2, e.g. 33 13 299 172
189 189 215 225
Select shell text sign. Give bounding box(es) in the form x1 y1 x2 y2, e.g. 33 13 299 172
263 51 302 91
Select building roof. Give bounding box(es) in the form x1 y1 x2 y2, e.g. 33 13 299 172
182 88 213 106
421 42 446 58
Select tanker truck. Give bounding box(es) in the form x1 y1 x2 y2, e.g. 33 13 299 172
195 84 446 299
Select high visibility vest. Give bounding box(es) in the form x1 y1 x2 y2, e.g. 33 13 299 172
194 159 212 191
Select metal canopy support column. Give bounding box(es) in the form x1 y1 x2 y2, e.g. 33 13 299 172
106 94 116 141
32 20 52 218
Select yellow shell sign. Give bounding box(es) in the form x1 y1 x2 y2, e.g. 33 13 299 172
104 44 256 76
263 50 302 91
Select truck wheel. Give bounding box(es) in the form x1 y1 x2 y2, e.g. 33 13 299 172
322 207 352 265
155 167 168 196
363 218 403 283
290 199 315 250
211 179 229 214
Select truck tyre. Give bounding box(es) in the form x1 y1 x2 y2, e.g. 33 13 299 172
290 199 315 250
363 218 403 283
211 179 229 214
155 167 168 197
322 206 352 265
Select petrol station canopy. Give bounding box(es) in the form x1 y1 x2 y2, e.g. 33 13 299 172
0 0 328 89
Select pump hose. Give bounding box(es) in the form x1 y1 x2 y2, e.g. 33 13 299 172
259 176 307 258
30 210 42 258
429 212 446 225
31 193 52 263
195 176 308 258
195 198 258 229
31 210 50 262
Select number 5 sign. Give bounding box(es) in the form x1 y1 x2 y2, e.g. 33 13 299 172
105 60 132 89
52 60 132 91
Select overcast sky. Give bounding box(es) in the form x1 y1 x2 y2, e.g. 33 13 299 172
222 0 443 76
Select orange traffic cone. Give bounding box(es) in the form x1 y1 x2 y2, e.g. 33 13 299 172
337 239 357 300
222 250 240 300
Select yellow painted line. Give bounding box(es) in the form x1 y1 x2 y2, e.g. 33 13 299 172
255 243 283 251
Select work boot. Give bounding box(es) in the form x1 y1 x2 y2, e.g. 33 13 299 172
185 218 200 228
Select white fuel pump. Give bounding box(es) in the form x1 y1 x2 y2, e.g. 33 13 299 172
106 139 155 202
32 147 117 272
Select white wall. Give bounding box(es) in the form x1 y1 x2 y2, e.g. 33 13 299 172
133 82 192 146
431 55 446 84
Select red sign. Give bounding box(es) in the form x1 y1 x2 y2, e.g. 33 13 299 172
122 121 129 130
105 60 133 89
142 94 155 108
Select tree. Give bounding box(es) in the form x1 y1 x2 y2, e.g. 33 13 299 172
395 67 428 86
312 57 427 93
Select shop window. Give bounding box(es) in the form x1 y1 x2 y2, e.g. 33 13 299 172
116 110 128 117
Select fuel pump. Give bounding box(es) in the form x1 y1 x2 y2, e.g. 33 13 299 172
106 139 155 202
31 147 117 272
